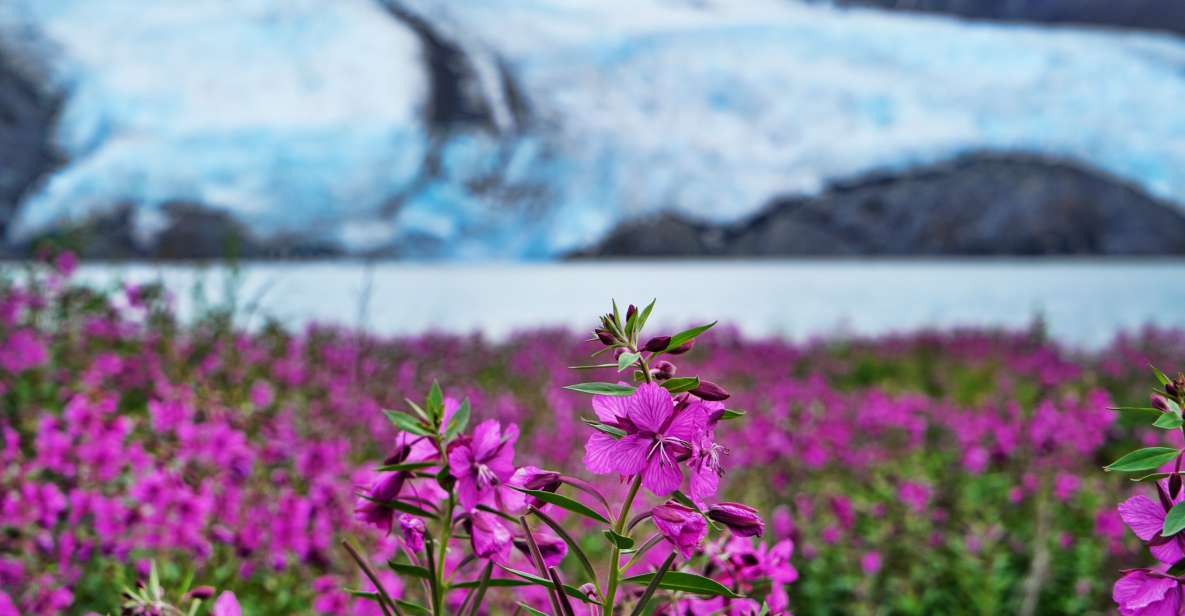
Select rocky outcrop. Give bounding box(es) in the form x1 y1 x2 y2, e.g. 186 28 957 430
0 50 58 237
830 0 1185 35
579 154 1185 257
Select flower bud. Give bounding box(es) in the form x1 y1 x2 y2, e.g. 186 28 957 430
184 586 217 601
691 380 730 401
652 501 708 559
399 513 426 552
1171 474 1182 500
667 339 695 355
1153 395 1171 412
643 336 671 352
652 360 677 381
707 502 765 537
614 347 627 359
626 304 638 322
595 329 616 346
515 466 563 492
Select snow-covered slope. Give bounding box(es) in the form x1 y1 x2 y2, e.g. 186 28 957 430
3 0 1185 258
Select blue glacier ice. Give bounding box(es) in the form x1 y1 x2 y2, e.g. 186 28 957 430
3 0 1185 258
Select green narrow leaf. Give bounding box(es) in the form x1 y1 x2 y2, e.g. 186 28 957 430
580 417 626 438
669 490 700 511
445 398 471 440
394 600 432 616
405 399 430 422
1105 447 1180 473
499 567 594 603
387 562 431 579
511 487 611 524
660 377 700 393
622 571 742 598
427 381 444 418
719 409 746 420
603 530 635 550
346 589 380 601
1130 472 1174 482
356 494 437 518
384 410 434 437
1155 413 1185 429
1111 407 1169 424
563 382 636 396
617 352 641 372
449 579 533 589
665 321 717 351
636 299 656 334
568 363 618 370
516 602 551 616
1153 365 1173 386
1165 502 1185 537
376 461 437 473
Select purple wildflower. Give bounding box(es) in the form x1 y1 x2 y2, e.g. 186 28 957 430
1113 569 1183 616
651 501 708 559
583 384 705 496
447 420 523 512
398 514 426 553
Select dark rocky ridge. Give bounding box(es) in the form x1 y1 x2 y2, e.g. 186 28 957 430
0 49 59 238
578 154 1185 257
828 0 1185 36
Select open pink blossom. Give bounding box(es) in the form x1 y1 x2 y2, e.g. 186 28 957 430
1114 569 1183 616
584 384 705 496
447 419 523 512
1119 494 1185 565
212 591 242 616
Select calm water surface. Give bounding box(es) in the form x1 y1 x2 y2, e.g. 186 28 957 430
69 260 1185 348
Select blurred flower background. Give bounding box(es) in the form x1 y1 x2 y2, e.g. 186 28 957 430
2 0 1185 614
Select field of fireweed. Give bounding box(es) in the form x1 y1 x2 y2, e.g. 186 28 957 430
1 258 1184 615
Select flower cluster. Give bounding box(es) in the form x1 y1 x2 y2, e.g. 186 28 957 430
350 302 779 614
1110 370 1185 615
2 258 1182 613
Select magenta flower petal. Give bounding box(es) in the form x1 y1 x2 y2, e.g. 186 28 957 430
627 383 675 434
611 434 652 476
592 394 630 423
1152 537 1185 566
583 432 619 474
642 451 684 496
651 501 707 559
470 419 503 461
665 405 707 443
1114 570 1182 616
211 592 242 616
1119 495 1168 541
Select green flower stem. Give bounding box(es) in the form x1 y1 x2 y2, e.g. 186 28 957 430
433 495 455 616
604 474 644 614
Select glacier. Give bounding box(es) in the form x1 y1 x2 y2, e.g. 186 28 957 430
3 0 1185 258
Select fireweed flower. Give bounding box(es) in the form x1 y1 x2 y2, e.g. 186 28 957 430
212 591 242 616
1113 569 1183 616
1118 492 1185 565
584 383 706 495
398 513 425 552
448 419 525 512
469 511 513 564
652 501 708 559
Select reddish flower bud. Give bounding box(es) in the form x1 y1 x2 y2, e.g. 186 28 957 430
643 336 671 352
185 586 217 601
626 304 638 322
595 329 616 346
1153 395 1171 412
652 360 677 381
614 347 627 359
667 339 695 355
691 380 730 401
707 502 765 537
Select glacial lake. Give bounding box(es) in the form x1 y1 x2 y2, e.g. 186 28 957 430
66 260 1185 349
